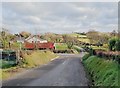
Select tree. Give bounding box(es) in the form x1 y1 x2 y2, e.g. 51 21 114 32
86 30 100 44
100 33 109 44
20 31 31 38
111 30 117 37
62 34 67 43
115 39 120 51
108 38 116 51
62 35 74 49
0 28 9 49
87 30 109 45
108 38 120 51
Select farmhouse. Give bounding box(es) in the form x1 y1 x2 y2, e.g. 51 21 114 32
24 36 55 50
25 36 47 43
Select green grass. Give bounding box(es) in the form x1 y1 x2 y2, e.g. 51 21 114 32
55 43 68 50
23 50 57 67
82 55 119 86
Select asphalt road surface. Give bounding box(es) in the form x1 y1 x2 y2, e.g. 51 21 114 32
2 53 89 86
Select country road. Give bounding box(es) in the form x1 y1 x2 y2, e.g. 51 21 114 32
2 53 89 86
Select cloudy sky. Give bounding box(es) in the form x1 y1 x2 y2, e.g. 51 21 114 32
2 2 118 34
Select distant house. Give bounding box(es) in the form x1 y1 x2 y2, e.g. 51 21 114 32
25 36 47 43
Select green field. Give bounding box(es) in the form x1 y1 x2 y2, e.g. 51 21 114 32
67 33 90 43
77 38 90 43
91 46 108 51
55 43 68 50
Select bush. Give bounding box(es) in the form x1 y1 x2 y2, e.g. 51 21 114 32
115 39 120 51
89 48 96 55
108 38 116 51
109 38 120 51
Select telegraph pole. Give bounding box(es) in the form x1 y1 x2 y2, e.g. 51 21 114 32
35 29 38 50
19 33 22 51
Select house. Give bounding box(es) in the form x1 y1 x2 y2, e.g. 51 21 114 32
25 36 47 43
24 36 55 49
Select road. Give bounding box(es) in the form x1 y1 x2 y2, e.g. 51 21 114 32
2 53 89 86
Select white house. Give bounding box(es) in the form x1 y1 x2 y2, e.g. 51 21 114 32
25 36 47 43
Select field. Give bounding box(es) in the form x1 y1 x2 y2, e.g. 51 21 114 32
67 33 87 38
77 38 90 43
91 46 108 51
55 43 68 50
67 33 90 43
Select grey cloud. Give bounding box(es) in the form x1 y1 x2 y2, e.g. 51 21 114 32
2 2 118 34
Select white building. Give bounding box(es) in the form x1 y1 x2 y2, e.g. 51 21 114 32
25 36 47 43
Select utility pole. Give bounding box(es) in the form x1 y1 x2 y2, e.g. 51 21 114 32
19 34 22 51
35 29 38 50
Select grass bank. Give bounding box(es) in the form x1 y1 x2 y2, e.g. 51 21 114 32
23 50 57 67
82 54 119 86
1 50 57 80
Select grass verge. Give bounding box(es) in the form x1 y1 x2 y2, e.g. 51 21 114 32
82 54 119 86
1 50 57 80
23 50 57 67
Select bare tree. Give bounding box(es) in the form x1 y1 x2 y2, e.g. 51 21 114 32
62 35 74 49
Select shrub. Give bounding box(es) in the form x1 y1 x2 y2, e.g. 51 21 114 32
108 38 116 51
115 39 120 51
89 48 96 55
109 38 120 51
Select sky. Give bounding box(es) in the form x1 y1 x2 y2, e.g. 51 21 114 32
1 2 118 34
